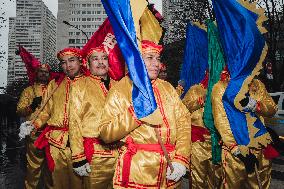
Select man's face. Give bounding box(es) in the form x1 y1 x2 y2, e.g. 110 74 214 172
60 55 81 79
36 67 49 83
88 51 109 77
142 52 161 80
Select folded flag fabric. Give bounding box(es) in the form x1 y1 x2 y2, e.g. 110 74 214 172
212 0 269 153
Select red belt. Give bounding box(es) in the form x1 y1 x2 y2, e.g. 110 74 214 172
83 138 102 163
34 125 68 172
191 125 210 142
83 137 117 163
122 137 175 187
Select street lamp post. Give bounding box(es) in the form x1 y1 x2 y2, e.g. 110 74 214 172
63 20 89 41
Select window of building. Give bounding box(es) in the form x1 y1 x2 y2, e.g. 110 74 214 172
82 18 86 21
82 39 86 44
87 4 91 7
87 11 92 14
76 39 80 44
87 18 91 21
69 39 75 44
77 18 80 21
82 11 86 14
82 4 86 7
76 32 80 35
87 25 91 28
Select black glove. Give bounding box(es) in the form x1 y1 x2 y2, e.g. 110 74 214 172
239 96 249 107
30 96 42 111
237 153 259 174
73 159 88 168
267 127 282 151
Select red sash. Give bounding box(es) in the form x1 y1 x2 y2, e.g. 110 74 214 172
191 125 210 142
83 137 117 163
83 138 102 163
122 136 175 187
263 144 280 160
34 125 68 172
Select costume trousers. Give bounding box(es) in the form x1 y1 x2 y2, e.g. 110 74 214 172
220 147 271 189
24 134 52 189
191 137 222 189
50 145 84 189
84 156 117 189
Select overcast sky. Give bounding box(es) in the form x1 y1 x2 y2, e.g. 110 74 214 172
0 0 162 90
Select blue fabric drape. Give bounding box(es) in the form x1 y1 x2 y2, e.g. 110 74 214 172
101 0 157 118
212 0 267 145
180 23 208 98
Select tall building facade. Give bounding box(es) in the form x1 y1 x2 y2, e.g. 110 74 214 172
7 17 16 87
57 0 107 51
162 0 208 44
162 0 182 44
7 0 57 85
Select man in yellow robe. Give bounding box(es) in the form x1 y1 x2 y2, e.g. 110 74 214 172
80 47 118 189
211 68 278 189
19 48 92 189
98 40 191 189
182 73 222 189
17 63 52 189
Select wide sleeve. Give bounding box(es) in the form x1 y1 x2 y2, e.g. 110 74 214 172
251 79 277 118
32 81 55 129
211 82 237 151
182 84 206 113
16 87 33 117
99 88 140 143
171 86 191 169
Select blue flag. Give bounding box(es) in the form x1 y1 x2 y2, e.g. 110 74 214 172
101 0 157 118
213 0 268 146
180 23 208 98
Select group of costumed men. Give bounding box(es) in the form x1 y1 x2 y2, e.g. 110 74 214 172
16 0 281 189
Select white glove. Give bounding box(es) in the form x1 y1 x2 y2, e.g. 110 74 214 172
166 162 186 182
19 121 34 140
244 97 257 112
73 162 91 176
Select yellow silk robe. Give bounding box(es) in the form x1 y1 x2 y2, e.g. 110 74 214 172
33 75 103 163
17 82 47 120
211 78 277 189
33 75 93 189
17 82 52 189
71 75 118 189
182 84 221 189
99 76 191 189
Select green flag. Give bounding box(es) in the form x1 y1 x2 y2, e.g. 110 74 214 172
203 20 226 164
